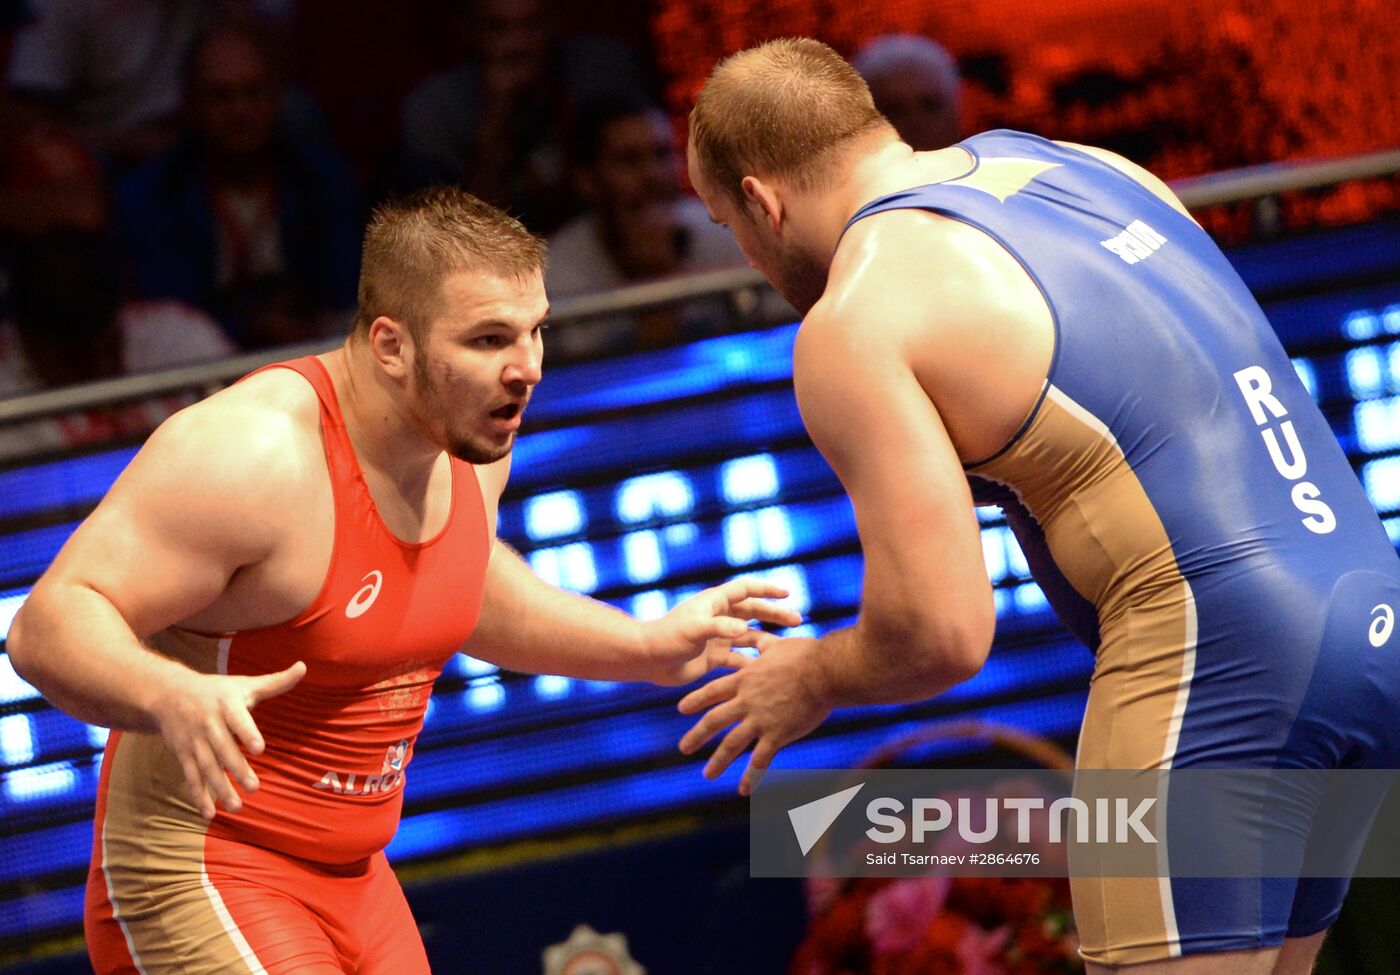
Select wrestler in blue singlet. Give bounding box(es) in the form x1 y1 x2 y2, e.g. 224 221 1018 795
844 129 1400 964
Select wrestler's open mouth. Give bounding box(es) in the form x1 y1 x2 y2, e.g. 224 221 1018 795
490 402 523 421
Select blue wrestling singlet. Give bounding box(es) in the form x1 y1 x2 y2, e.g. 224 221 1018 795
842 129 1400 964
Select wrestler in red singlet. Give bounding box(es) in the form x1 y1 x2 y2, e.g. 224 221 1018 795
86 357 489 974
10 187 796 975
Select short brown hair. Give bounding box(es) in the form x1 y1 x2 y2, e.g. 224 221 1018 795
352 186 546 339
689 38 892 206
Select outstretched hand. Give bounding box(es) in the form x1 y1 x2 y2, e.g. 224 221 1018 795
153 661 307 819
645 578 803 686
677 634 834 796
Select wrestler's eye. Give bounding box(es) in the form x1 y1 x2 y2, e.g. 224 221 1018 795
471 335 508 349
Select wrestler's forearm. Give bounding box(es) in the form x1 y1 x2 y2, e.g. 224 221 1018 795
7 584 196 732
463 542 667 682
808 618 986 707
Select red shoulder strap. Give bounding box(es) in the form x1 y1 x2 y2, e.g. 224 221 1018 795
237 355 361 489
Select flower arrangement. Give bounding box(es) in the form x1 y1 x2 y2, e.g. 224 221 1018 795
790 721 1084 975
789 874 1081 975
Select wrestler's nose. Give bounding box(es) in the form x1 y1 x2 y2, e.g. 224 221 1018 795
503 336 542 388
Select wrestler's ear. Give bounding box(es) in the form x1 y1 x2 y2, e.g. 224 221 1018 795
367 315 413 381
741 176 783 235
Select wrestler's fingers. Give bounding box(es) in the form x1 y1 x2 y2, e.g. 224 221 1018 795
678 699 743 755
739 739 780 797
728 628 779 654
246 660 307 706
223 700 266 758
190 737 239 816
715 578 789 608
729 598 803 627
678 672 740 715
207 712 258 793
175 747 215 820
705 720 758 781
703 616 752 641
712 649 755 671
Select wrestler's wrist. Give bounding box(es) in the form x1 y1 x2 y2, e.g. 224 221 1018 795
139 658 203 733
634 618 678 682
800 640 844 713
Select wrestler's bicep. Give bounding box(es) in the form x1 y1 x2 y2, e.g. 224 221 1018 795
36 406 293 639
793 318 994 645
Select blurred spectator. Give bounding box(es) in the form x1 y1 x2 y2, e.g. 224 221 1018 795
0 231 234 458
116 23 361 349
852 34 962 151
545 93 759 359
5 0 205 167
0 115 106 240
399 0 644 231
0 76 109 347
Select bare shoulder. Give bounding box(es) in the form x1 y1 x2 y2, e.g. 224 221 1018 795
805 205 1056 463
148 368 321 481
812 209 1040 354
1054 140 1198 224
106 367 326 551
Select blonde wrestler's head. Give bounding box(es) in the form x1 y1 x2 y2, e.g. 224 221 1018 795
688 38 897 313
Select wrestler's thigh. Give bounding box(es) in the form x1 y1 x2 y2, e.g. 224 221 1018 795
353 853 430 975
87 864 344 975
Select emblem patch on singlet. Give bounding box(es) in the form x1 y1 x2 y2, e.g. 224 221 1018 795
308 737 410 797
944 157 1061 203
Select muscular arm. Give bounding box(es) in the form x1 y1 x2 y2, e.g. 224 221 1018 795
676 272 1002 790
6 394 310 817
465 540 667 681
791 302 996 705
8 404 293 727
467 454 799 685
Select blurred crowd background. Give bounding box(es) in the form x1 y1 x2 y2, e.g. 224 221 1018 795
0 2 1399 972
1 0 1397 418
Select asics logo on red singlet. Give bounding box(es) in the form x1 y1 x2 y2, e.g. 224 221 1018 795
1232 366 1337 535
1371 605 1396 648
345 570 383 618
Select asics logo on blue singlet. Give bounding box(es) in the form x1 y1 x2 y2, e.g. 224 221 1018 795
1371 604 1395 648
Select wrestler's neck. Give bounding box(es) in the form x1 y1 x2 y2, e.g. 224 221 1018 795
781 139 974 257
321 344 444 492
